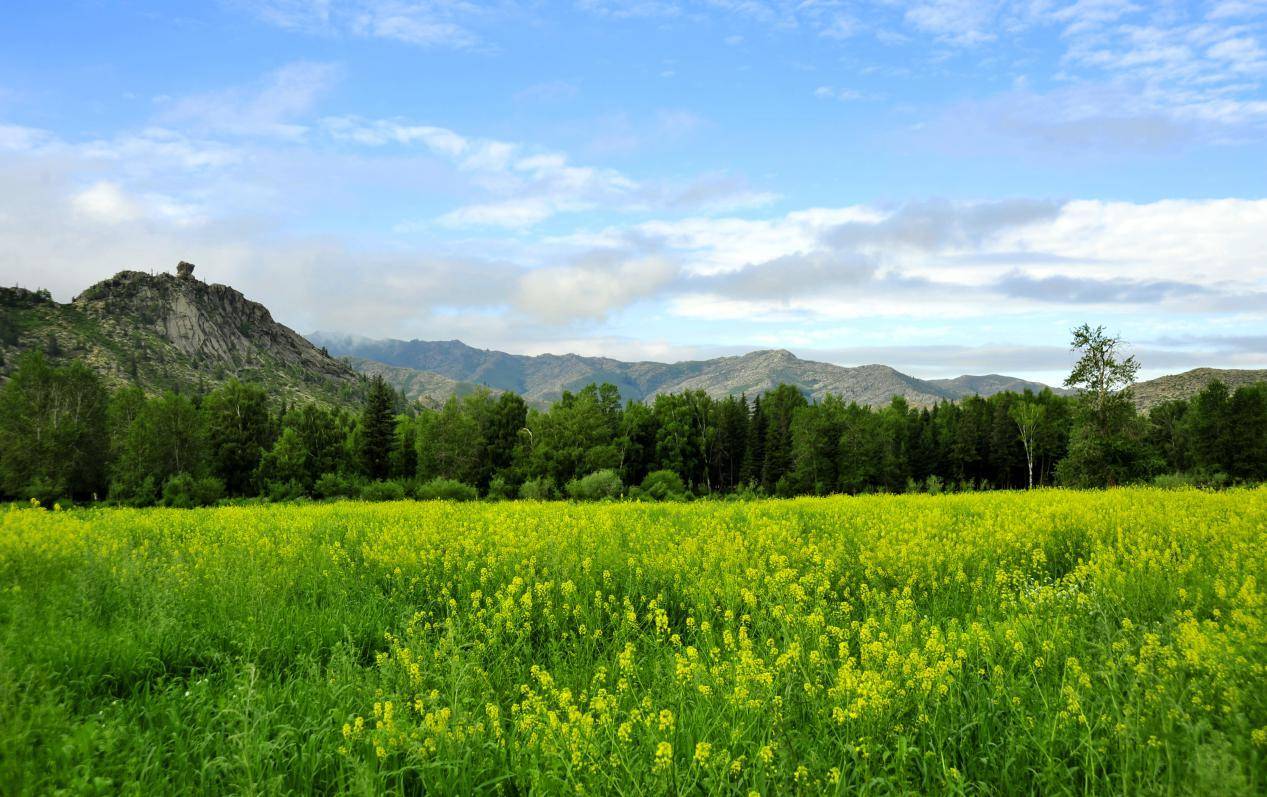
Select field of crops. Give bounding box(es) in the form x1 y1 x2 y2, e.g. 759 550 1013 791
2 490 1266 795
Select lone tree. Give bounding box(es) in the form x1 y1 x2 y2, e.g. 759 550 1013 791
1010 400 1044 489
1057 324 1151 487
1064 324 1139 431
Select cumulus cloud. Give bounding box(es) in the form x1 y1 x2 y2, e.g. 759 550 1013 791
517 255 679 322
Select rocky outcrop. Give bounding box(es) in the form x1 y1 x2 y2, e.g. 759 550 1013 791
2 265 364 406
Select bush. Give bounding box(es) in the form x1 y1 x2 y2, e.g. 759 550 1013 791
1152 472 1196 490
639 470 687 501
266 479 306 502
108 474 160 507
565 469 623 501
415 478 478 502
1153 470 1231 490
313 472 362 500
518 476 557 501
359 480 408 502
161 473 224 508
485 476 516 501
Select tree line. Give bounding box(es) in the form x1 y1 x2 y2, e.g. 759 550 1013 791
2 325 1265 506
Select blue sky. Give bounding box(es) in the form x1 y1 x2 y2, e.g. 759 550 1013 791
3 0 1267 383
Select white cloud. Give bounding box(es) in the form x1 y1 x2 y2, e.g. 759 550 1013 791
157 61 338 140
814 86 864 101
517 255 679 322
71 182 142 224
247 0 492 50
0 123 54 151
438 198 561 228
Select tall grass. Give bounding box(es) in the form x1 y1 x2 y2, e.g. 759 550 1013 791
1 490 1265 794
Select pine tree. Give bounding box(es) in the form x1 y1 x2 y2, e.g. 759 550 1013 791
360 376 396 481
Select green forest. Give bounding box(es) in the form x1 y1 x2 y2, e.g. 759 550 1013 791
3 326 1265 507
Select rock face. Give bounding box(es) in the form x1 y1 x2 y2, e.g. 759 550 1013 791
1 267 364 406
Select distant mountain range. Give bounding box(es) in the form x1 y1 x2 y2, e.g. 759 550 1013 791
309 333 1073 408
5 265 1264 412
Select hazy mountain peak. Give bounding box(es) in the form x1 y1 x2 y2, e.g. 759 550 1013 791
314 335 1068 408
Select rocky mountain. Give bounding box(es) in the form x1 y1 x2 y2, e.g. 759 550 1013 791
310 334 1068 408
929 374 1072 398
1131 368 1267 410
1 264 365 406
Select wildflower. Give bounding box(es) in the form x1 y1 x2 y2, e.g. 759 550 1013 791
654 741 673 772
694 742 712 765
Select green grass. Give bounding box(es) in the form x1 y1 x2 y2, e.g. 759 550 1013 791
1 490 1266 795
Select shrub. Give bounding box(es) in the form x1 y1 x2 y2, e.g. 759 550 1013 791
313 472 362 500
518 477 557 501
485 476 516 501
108 475 160 507
161 473 224 508
359 480 408 502
1152 472 1196 490
415 478 478 502
565 469 623 501
639 470 687 501
266 479 307 502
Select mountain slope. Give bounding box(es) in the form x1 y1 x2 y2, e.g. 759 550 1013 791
343 356 504 408
1 265 365 406
310 334 1067 408
1131 368 1267 410
929 374 1073 398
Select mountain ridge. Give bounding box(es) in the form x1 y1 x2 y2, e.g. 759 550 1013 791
1131 367 1267 410
1 266 365 406
310 333 1071 408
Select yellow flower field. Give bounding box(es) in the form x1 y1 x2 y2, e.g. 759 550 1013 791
2 489 1266 794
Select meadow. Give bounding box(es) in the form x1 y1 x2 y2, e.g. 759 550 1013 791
1 490 1265 795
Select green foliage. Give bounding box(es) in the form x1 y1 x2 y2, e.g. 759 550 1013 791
1058 325 1153 487
518 476 557 500
109 391 207 504
161 473 224 508
565 469 623 501
638 469 687 501
485 475 515 501
3 491 1265 793
0 352 109 500
203 380 273 495
313 471 362 500
359 480 408 502
4 337 1266 505
359 376 396 481
414 477 478 502
258 427 310 489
